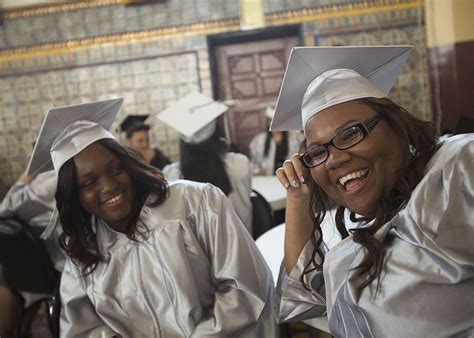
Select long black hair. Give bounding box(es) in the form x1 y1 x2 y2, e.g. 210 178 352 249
180 131 232 196
56 138 169 274
301 97 438 294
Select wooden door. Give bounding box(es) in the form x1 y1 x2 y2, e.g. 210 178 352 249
214 36 299 155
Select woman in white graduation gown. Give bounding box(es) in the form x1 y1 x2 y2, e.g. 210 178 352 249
27 98 277 337
159 92 253 234
273 46 474 337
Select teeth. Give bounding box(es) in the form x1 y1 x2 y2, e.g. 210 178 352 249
339 169 368 186
104 193 122 205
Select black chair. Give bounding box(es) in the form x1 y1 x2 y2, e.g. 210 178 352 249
251 190 275 240
0 217 60 337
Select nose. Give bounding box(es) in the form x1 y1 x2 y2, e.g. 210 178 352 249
99 175 118 193
325 146 351 170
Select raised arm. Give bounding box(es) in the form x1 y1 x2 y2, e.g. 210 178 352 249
275 153 313 272
0 170 56 221
274 154 327 322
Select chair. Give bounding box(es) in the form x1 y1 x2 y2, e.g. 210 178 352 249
0 217 60 337
251 189 275 239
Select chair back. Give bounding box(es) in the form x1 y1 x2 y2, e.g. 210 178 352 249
0 217 58 294
251 190 275 239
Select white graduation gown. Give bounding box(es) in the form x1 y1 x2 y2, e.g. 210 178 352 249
276 134 474 337
60 181 277 337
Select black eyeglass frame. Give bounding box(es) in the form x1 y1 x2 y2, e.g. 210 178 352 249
299 115 382 168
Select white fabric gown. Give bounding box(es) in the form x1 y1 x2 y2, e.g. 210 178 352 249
277 134 474 337
60 181 277 337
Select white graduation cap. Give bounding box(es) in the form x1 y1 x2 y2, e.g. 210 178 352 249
26 98 123 176
270 45 413 131
157 91 228 144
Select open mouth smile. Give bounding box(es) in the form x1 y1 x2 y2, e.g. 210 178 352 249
337 168 370 194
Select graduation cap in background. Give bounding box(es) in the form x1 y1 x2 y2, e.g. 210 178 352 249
26 98 123 176
270 45 413 131
156 92 229 144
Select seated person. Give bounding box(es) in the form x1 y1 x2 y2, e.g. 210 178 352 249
250 103 304 176
120 115 170 170
27 98 277 336
273 46 473 336
159 92 253 234
0 168 62 337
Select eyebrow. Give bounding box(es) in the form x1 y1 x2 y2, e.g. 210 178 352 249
306 119 360 148
77 158 121 180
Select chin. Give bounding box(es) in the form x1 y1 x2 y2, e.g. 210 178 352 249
344 202 376 218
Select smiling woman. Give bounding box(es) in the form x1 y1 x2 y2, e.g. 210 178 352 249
27 98 277 337
272 46 474 337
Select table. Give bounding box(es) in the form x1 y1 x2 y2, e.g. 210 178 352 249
251 175 287 211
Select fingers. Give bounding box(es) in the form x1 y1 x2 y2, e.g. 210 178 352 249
275 153 306 189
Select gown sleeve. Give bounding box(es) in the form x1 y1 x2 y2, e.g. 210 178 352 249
275 240 327 323
0 170 56 221
59 259 115 337
403 136 474 267
190 184 275 337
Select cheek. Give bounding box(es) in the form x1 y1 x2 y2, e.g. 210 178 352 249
309 167 344 204
310 165 326 183
79 190 96 212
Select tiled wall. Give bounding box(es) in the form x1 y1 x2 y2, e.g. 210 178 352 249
0 33 212 189
0 0 355 50
310 6 431 122
0 0 428 196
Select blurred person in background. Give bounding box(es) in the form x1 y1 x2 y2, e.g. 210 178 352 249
120 115 170 170
250 103 304 176
160 92 253 234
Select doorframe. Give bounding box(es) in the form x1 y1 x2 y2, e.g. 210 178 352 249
206 24 304 100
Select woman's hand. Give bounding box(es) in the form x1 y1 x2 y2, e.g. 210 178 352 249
275 153 310 200
275 154 314 273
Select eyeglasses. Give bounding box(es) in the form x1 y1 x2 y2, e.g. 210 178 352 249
299 115 382 168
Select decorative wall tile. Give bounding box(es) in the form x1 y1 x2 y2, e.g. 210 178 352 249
0 1 430 197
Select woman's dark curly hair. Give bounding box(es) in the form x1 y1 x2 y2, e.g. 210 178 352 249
56 138 169 274
301 97 438 294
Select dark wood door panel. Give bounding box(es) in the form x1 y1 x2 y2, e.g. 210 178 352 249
215 35 299 154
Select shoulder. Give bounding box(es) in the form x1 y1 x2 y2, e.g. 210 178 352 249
224 152 250 176
425 134 474 174
162 161 181 180
225 152 250 166
250 132 266 146
149 180 225 219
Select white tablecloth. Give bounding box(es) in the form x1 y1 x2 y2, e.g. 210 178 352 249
251 175 287 211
